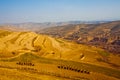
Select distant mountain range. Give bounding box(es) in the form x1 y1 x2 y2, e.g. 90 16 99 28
0 20 112 31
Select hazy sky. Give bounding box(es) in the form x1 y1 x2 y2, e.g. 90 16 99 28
0 0 120 23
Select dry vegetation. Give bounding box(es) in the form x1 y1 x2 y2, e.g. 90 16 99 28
0 29 120 80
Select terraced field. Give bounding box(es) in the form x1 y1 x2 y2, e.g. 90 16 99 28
0 30 120 80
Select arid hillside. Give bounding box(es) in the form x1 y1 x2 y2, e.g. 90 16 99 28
39 21 120 54
0 29 120 67
0 30 120 80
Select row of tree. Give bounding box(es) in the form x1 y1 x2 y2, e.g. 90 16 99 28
16 62 35 66
57 65 90 74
